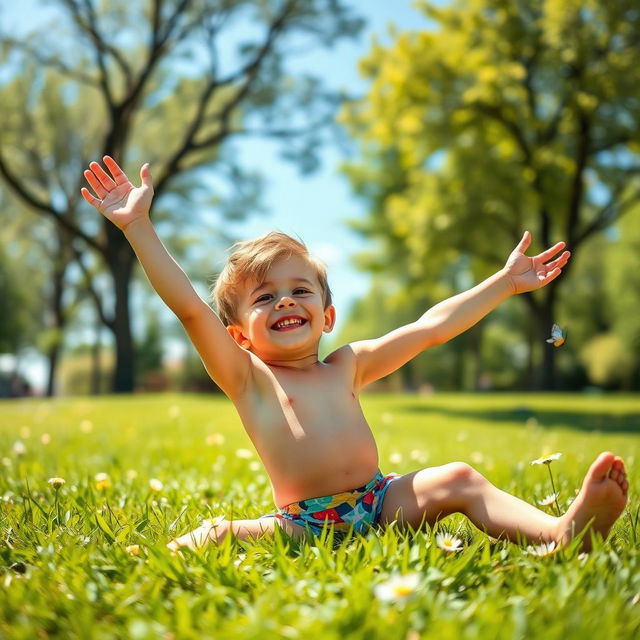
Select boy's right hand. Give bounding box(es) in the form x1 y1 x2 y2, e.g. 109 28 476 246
81 156 154 231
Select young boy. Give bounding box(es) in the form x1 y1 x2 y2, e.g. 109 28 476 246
82 156 629 552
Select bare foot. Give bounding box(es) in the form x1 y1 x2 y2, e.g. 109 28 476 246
556 452 628 551
166 516 226 553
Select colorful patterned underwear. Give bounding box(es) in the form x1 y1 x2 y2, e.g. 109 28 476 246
263 469 399 537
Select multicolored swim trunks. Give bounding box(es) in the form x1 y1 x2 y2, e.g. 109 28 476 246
262 469 399 537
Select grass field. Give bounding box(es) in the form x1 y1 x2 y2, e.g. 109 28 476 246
1 392 639 639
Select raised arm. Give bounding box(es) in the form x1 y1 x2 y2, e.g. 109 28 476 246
81 156 251 396
350 232 570 390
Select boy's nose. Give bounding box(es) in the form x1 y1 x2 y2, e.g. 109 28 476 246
275 296 296 309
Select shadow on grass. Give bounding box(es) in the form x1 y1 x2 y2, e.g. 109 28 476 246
396 402 640 434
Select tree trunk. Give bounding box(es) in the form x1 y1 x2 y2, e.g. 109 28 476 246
537 288 557 390
107 236 136 393
45 231 70 397
91 312 102 395
45 342 61 397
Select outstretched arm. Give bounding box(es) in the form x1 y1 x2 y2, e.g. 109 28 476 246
81 156 251 396
82 156 203 317
350 231 570 389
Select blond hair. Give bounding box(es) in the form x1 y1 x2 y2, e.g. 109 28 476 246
211 232 332 326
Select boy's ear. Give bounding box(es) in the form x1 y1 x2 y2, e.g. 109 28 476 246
227 324 251 349
323 305 336 334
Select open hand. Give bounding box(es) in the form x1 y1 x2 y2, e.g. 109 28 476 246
81 156 154 231
503 231 570 294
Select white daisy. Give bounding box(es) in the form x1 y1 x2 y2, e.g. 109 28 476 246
525 540 557 557
373 573 420 601
537 493 559 506
48 477 66 489
531 453 562 465
436 532 463 552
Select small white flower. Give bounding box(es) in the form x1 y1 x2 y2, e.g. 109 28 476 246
470 451 485 464
127 469 138 480
149 478 164 492
41 433 51 445
94 472 111 490
80 420 93 433
125 544 140 556
12 441 26 456
436 532 463 552
531 452 562 466
525 540 557 557
48 477 66 489
235 448 253 459
205 433 225 446
389 452 403 465
537 493 559 507
373 573 420 601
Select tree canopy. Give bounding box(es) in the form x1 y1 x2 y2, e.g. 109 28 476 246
0 0 363 393
340 0 640 389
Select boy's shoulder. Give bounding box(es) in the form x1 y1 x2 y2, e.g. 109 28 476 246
323 342 358 367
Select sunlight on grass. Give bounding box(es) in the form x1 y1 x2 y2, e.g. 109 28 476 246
1 393 639 639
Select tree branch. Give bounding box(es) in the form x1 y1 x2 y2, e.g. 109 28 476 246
471 101 532 164
0 149 103 254
0 38 99 87
152 0 298 199
573 186 640 248
70 240 114 330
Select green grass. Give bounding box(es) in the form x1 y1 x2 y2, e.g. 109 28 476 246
1 393 639 639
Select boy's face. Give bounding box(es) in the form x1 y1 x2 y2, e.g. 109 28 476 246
228 254 335 362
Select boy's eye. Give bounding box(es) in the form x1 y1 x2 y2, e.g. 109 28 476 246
293 288 310 295
254 294 272 304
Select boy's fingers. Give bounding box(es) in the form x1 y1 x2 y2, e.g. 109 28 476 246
515 230 531 253
545 250 570 271
103 155 129 186
537 242 566 263
84 170 107 199
89 161 117 190
140 163 153 189
81 187 101 208
541 267 561 285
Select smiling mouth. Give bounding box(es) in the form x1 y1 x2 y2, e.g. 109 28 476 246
271 317 307 331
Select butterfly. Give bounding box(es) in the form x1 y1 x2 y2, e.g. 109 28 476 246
546 323 566 347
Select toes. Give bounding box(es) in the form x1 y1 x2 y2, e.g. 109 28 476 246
589 452 615 482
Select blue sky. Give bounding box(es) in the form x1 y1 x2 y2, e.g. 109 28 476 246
223 1 430 326
2 1 431 388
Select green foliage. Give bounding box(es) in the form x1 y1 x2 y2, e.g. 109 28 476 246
0 0 364 392
339 0 640 389
1 393 639 638
134 314 164 384
0 250 33 353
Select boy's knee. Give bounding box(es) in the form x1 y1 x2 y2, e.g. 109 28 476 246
445 461 484 487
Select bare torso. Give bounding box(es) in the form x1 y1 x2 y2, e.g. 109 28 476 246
233 346 379 508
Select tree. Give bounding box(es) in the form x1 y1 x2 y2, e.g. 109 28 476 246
0 0 363 392
341 0 640 388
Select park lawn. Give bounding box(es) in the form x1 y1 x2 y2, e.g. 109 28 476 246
0 392 639 639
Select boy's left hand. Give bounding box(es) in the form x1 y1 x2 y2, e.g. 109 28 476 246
503 231 570 294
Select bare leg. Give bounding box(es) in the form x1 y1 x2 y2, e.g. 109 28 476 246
380 452 628 550
167 516 307 552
